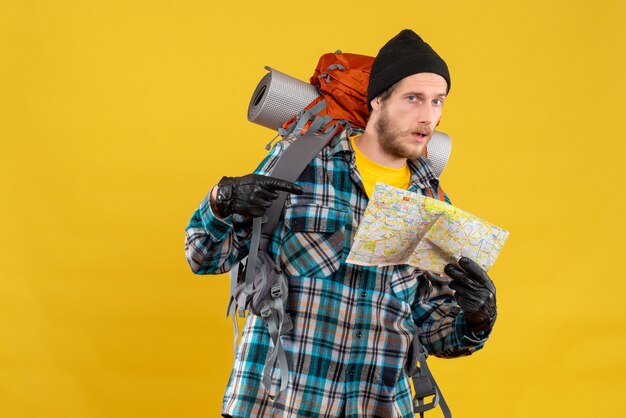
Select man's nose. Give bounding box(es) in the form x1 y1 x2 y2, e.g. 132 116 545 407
416 104 435 125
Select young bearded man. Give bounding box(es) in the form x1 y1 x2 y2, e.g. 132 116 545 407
185 29 497 418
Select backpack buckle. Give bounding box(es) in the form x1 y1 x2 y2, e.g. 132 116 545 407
260 305 272 318
271 283 282 298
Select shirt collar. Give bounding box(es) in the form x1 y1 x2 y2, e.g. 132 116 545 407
408 156 440 190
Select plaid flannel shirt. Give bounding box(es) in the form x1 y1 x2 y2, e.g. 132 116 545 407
185 129 490 417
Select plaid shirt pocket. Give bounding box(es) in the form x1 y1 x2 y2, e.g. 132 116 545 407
281 203 351 278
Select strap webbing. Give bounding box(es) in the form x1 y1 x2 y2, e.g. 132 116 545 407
262 293 290 397
287 100 327 137
237 217 263 316
306 114 332 135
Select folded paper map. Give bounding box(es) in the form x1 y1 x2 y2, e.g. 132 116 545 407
346 183 509 275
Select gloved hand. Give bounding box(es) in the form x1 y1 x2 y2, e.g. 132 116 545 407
444 257 497 333
213 174 304 218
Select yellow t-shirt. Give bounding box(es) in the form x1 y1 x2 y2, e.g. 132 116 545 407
350 135 411 197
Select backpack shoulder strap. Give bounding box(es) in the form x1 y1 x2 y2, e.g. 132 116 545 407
259 125 340 249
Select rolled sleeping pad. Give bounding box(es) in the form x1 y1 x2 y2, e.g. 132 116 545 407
247 67 452 178
248 67 321 131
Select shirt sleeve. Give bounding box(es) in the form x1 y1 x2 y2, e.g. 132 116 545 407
411 271 492 358
184 140 288 275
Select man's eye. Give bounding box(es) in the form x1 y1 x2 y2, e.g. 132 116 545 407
407 95 417 101
433 99 444 105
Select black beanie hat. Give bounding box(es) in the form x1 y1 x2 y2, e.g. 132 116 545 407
367 29 451 105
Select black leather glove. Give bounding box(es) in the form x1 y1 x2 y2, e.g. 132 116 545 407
444 257 497 333
213 174 303 218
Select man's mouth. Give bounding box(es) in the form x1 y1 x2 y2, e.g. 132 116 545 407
411 130 431 143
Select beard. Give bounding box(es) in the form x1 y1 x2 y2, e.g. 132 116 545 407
374 106 432 160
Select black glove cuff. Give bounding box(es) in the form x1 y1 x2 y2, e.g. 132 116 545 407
467 317 495 333
215 176 234 218
466 307 497 333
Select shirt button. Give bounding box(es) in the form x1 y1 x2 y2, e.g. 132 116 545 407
348 369 354 377
361 291 367 297
356 332 362 338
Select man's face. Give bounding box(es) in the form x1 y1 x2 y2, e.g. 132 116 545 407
372 73 448 161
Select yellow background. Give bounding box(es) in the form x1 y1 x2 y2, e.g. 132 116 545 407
1 1 624 417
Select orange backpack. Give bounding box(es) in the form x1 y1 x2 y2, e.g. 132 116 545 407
279 51 373 138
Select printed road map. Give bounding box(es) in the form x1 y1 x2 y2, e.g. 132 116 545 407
346 183 509 275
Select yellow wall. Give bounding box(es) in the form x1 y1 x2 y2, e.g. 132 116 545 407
1 1 624 417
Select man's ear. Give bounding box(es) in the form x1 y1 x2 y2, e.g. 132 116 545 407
370 97 381 112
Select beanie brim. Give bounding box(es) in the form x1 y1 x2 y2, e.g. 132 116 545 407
368 54 450 103
367 30 451 105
